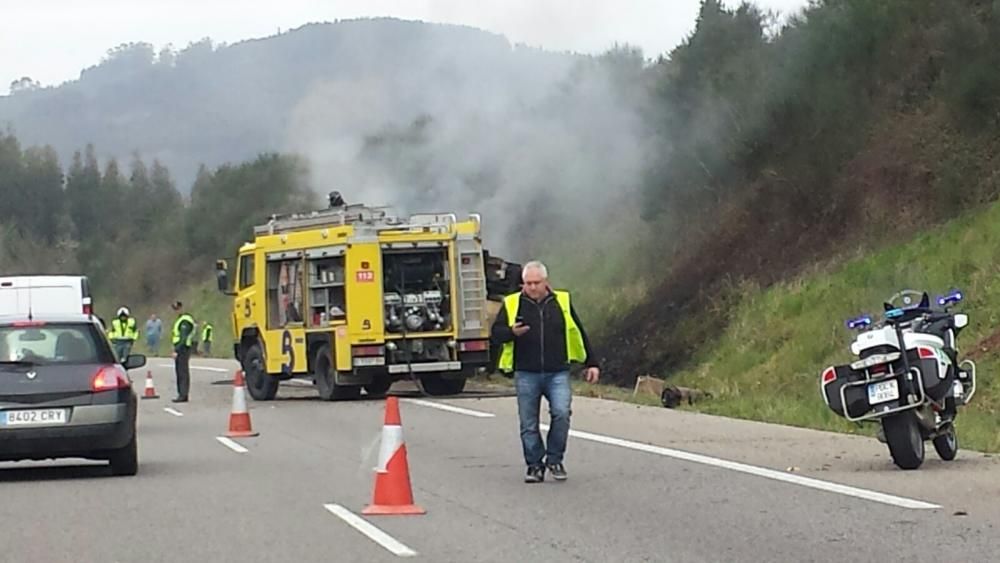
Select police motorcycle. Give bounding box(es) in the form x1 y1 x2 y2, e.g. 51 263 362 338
820 289 977 470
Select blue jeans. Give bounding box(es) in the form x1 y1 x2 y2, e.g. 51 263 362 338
515 370 572 467
112 340 133 362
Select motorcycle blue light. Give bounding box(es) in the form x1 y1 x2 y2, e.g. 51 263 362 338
938 289 963 306
846 315 872 329
885 308 904 319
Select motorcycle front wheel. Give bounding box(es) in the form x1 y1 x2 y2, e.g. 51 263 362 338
933 425 959 461
882 411 925 470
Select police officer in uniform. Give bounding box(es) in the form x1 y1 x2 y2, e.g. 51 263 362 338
170 301 195 403
108 306 139 362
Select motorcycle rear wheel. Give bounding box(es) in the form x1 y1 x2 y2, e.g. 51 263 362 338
882 411 925 470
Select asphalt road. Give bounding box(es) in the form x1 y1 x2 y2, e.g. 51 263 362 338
0 358 997 562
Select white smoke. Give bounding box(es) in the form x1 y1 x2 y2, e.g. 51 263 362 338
284 35 650 259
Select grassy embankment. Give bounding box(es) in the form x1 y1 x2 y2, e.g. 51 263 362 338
569 199 1000 452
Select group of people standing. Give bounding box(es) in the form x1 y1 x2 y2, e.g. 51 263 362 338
106 306 214 360
104 303 214 404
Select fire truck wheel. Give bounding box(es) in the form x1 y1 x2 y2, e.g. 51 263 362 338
420 374 467 396
243 344 278 400
314 345 362 401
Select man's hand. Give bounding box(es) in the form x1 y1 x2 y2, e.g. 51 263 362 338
512 322 530 337
171 351 177 359
584 366 600 384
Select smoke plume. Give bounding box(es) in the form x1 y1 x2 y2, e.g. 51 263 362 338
284 33 651 260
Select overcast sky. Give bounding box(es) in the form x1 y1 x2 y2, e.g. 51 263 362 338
1 0 809 91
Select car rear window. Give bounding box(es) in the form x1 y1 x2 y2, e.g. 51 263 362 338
0 323 113 365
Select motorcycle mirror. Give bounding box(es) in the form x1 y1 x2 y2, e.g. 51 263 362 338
954 313 969 329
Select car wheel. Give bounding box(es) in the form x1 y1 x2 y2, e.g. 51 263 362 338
109 433 138 476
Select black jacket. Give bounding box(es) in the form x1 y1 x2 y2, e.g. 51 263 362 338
491 291 598 373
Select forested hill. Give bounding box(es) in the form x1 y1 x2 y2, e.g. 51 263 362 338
0 18 578 190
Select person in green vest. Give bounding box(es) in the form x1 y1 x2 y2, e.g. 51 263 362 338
201 322 214 357
170 301 195 403
107 306 139 362
491 260 600 484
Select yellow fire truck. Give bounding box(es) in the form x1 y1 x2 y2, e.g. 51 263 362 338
215 203 521 401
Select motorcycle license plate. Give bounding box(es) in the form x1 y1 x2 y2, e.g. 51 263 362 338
867 380 899 405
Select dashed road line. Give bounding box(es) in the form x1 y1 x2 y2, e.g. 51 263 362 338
402 398 495 418
163 407 184 417
324 503 417 557
216 436 249 454
157 363 230 373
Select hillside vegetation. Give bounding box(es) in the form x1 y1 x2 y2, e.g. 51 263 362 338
0 135 315 309
669 199 1000 452
597 0 1000 383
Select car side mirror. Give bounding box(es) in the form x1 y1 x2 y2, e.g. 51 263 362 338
123 354 147 370
954 314 968 329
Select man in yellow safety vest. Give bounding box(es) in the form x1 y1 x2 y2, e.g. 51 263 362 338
491 260 600 484
107 306 139 362
200 322 214 357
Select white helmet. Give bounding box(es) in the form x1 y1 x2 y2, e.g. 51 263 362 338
117 306 130 317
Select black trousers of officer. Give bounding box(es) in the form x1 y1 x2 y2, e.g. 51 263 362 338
175 346 191 400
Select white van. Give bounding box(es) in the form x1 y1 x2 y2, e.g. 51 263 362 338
0 275 94 317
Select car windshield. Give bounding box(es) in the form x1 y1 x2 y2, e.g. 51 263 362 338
0 323 109 365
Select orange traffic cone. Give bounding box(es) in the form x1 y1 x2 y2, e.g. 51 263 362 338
141 371 159 400
363 396 425 515
226 370 259 438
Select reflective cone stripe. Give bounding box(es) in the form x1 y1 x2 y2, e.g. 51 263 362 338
226 370 258 438
142 370 159 399
363 397 425 515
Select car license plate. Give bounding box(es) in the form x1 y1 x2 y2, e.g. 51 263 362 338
1 408 69 426
867 380 900 405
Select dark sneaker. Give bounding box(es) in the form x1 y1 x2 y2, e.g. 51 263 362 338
546 463 567 481
524 465 545 483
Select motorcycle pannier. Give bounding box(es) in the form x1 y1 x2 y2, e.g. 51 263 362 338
822 365 871 419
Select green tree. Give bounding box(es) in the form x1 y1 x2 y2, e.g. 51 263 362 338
65 145 103 241
187 154 314 262
18 146 64 243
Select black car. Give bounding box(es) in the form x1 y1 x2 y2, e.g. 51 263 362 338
0 314 143 475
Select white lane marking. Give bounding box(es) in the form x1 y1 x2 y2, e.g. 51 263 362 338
157 363 231 373
163 407 184 417
193 366 231 372
542 424 940 510
324 504 417 557
402 398 495 418
216 436 249 454
286 378 314 387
